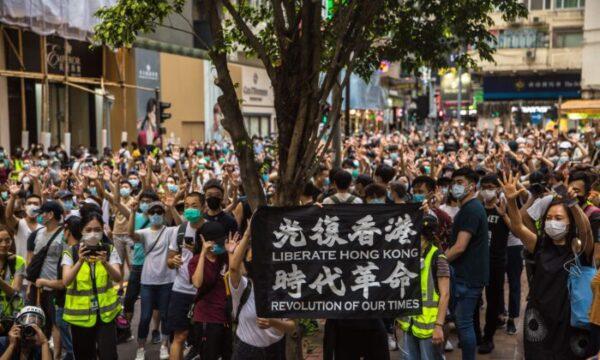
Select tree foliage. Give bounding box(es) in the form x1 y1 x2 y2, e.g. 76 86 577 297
94 0 527 209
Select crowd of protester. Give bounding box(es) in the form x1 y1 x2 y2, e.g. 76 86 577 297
0 118 598 359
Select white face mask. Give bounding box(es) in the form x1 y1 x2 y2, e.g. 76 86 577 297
481 189 497 202
544 220 568 241
25 205 39 218
81 231 102 246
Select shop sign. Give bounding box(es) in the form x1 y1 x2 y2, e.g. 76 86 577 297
242 67 274 107
4 29 102 78
135 48 160 120
483 73 580 100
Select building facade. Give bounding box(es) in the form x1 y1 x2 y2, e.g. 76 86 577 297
476 0 589 123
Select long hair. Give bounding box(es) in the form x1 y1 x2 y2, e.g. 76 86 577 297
539 199 578 249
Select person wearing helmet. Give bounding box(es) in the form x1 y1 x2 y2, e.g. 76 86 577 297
61 212 122 360
1 306 50 360
398 212 450 360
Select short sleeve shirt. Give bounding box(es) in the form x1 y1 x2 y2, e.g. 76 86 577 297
135 226 176 285
33 228 65 290
168 222 198 295
449 198 490 287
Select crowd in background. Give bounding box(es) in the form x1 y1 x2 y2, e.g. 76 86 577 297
0 118 598 359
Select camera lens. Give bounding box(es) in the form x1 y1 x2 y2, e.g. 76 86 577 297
22 325 35 338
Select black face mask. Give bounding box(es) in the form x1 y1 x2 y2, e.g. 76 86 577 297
206 196 222 211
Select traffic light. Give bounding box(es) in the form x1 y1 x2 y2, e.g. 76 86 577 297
157 101 171 135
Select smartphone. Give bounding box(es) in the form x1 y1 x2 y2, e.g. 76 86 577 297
553 184 568 199
86 244 109 256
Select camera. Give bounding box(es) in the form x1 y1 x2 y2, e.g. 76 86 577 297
86 244 109 256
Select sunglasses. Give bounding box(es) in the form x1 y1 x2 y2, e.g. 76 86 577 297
147 210 165 216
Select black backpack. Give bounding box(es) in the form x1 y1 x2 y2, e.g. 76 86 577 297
25 228 61 282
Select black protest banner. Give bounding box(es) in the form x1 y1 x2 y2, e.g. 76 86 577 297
251 203 423 319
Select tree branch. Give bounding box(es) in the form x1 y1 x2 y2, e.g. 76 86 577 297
221 0 276 81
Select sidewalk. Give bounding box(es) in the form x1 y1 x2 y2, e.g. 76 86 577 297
304 272 528 360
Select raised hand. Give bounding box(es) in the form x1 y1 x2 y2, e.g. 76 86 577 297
225 232 241 254
499 172 525 201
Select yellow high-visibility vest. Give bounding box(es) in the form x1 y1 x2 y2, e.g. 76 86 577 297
398 244 443 339
62 247 121 328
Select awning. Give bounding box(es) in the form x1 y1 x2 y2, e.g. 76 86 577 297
0 0 116 41
560 99 600 115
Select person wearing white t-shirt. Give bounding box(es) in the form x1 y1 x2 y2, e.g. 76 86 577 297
227 221 295 358
5 188 42 262
129 201 175 360
166 192 204 360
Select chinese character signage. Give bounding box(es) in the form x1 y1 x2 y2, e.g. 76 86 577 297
251 204 423 319
483 73 581 100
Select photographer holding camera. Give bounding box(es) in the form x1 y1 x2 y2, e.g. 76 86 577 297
0 306 51 360
61 212 122 360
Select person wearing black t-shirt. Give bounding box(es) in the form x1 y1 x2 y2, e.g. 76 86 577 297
477 174 511 354
203 180 238 236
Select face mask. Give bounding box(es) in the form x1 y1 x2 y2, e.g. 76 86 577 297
441 187 449 196
23 164 30 172
390 153 399 161
424 166 431 175
129 179 140 188
352 169 359 179
451 184 468 200
262 174 269 182
120 188 131 197
558 156 569 164
437 146 444 152
82 231 102 245
212 244 226 255
481 189 497 202
448 139 456 145
206 196 222 211
89 188 98 197
167 184 178 193
139 202 150 213
149 214 164 226
413 193 426 203
368 198 385 204
324 178 331 187
36 214 46 225
39 160 48 167
219 158 225 164
183 208 202 223
62 199 74 211
596 140 600 148
25 205 39 218
0 192 7 201
544 220 568 240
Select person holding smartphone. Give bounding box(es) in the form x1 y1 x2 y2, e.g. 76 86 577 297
166 192 205 360
61 212 122 360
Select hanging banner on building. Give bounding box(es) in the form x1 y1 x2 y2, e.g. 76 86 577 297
251 204 423 319
483 73 581 100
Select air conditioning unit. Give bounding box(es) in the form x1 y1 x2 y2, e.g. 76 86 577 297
526 50 536 62
533 17 540 24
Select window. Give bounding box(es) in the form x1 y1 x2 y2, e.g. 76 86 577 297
497 28 548 48
553 28 583 47
555 0 585 9
529 0 552 10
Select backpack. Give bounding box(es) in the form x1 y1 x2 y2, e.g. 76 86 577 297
330 194 357 204
223 272 253 327
25 228 62 282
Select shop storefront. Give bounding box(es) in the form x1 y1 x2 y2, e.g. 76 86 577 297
2 27 104 149
227 64 275 138
481 72 581 124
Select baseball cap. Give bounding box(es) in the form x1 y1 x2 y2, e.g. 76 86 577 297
200 221 227 245
36 201 64 219
57 190 73 199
